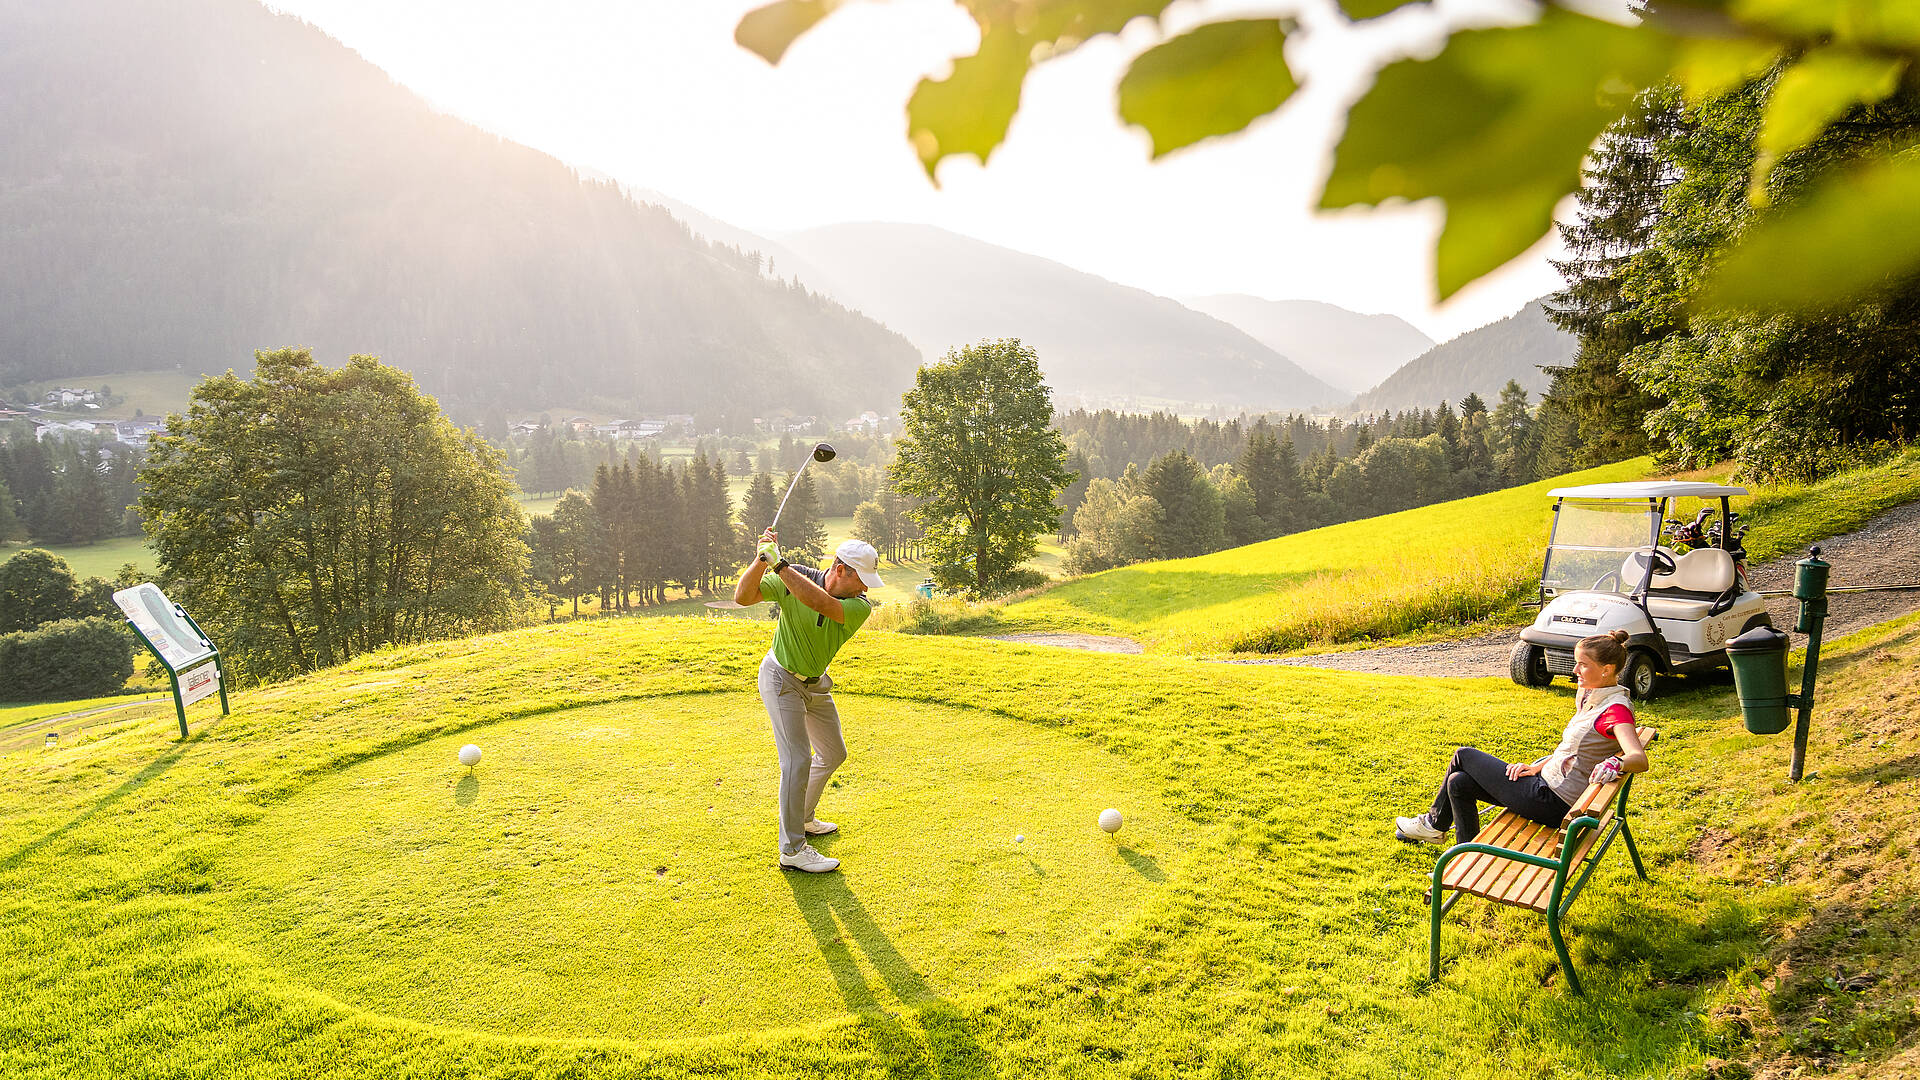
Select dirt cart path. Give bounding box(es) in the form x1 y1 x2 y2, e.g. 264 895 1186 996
984 632 1143 654
1225 501 1920 678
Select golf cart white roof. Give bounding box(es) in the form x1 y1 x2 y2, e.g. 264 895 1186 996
1549 481 1749 499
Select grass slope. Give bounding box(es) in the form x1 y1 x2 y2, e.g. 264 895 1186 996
991 449 1920 654
6 615 1920 1076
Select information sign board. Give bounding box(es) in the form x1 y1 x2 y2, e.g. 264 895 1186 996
180 662 221 707
111 583 227 737
113 583 215 670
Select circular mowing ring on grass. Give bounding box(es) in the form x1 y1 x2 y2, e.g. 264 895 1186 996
213 692 1183 1042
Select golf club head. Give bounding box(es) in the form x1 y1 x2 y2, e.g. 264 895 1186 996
811 443 836 463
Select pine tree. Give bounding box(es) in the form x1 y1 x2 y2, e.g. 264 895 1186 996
778 469 828 563
740 471 778 549
1237 430 1284 535
1489 380 1539 484
1140 450 1223 559
1543 90 1682 464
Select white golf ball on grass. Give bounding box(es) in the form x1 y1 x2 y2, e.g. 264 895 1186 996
1098 808 1123 834
459 744 482 768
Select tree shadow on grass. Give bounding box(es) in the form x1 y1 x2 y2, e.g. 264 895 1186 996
1429 883 1770 1061
0 730 202 873
783 872 989 1078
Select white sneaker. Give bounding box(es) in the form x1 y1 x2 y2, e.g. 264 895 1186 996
779 844 840 873
1394 813 1445 845
804 818 838 836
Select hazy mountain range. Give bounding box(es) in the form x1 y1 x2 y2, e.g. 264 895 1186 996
1348 300 1574 415
1182 296 1434 396
1 0 1574 427
0 0 918 423
771 223 1346 413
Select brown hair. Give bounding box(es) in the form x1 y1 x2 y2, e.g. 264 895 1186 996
1577 628 1630 670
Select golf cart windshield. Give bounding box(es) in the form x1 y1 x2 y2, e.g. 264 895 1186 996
1542 500 1659 597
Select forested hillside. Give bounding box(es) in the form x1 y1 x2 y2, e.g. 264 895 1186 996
0 0 919 424
1348 300 1573 415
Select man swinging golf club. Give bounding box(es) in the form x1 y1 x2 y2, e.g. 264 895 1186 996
733 520 884 874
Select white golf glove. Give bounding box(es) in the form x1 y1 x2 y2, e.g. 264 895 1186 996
1589 756 1625 785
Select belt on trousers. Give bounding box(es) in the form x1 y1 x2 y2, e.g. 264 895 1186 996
769 654 822 684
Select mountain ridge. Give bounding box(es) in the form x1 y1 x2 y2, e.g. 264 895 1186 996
1347 299 1573 414
775 223 1346 414
1182 295 1434 396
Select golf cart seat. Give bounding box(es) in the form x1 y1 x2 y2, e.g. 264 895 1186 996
1637 548 1737 620
1617 546 1681 591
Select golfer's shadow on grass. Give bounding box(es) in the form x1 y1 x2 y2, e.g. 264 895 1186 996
783 872 988 1076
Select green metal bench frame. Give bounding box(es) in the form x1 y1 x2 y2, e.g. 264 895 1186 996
1426 765 1649 996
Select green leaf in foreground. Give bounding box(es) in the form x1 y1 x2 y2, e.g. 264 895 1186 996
1750 48 1906 203
907 20 1032 177
1338 0 1423 20
735 0 834 65
1706 151 1920 310
1733 0 1920 50
1671 36 1782 104
1321 9 1674 298
1118 20 1296 158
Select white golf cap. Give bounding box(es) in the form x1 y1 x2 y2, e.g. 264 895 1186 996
835 539 884 589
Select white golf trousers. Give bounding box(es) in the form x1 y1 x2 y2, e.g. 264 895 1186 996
758 652 848 855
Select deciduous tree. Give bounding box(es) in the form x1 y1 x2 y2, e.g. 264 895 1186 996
140 348 528 682
892 338 1072 596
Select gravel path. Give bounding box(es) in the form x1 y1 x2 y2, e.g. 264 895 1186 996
1225 501 1920 678
984 632 1143 654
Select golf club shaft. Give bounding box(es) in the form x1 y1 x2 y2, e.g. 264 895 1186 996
768 460 810 535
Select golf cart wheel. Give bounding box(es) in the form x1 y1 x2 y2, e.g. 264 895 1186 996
1622 650 1659 701
1510 641 1551 688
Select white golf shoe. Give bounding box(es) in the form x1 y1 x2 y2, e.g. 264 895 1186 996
779 844 840 873
1394 813 1445 845
804 818 838 836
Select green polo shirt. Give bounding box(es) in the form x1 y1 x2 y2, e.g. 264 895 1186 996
761 564 872 678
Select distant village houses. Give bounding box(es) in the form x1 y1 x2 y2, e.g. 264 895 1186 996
44 387 101 407
842 411 881 435
27 416 164 444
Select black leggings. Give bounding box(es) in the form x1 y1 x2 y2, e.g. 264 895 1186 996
1428 747 1570 845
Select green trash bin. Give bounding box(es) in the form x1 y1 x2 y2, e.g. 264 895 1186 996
1727 625 1793 735
1793 549 1830 633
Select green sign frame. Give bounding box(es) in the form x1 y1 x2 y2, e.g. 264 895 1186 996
111 583 230 738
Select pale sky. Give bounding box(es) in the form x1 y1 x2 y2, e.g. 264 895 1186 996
261 0 1576 342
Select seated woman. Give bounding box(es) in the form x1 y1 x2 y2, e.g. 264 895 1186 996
1396 629 1649 846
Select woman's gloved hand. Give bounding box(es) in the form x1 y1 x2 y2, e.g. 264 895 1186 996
1590 755 1625 784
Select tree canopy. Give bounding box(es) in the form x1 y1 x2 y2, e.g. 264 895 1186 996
140 349 528 682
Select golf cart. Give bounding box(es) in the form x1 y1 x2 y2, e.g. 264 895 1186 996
1511 482 1772 699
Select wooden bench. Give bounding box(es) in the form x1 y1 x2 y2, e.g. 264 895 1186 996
1426 729 1657 996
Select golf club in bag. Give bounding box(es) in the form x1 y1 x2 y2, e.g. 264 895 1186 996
761 443 835 559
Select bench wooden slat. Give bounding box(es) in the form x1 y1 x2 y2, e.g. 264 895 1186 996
1489 825 1563 906
1477 819 1553 903
1442 810 1534 892
1437 799 1622 911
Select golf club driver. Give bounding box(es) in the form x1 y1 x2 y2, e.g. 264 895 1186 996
763 443 835 557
